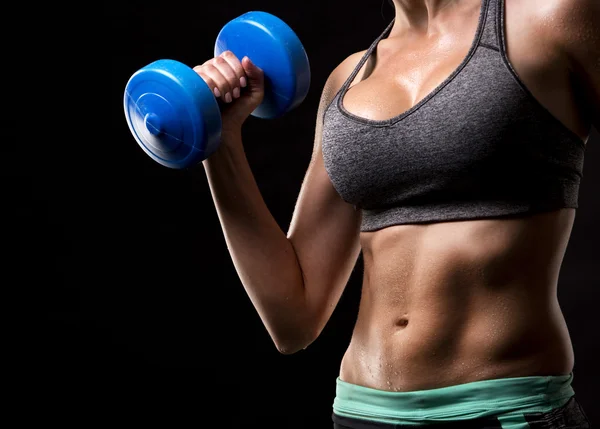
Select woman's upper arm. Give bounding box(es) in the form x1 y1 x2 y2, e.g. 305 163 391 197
287 51 367 339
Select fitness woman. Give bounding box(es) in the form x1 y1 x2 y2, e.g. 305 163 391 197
194 0 598 427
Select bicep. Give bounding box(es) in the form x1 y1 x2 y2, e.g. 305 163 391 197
287 68 364 336
287 136 362 328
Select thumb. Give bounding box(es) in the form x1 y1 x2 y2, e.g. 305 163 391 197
241 56 264 88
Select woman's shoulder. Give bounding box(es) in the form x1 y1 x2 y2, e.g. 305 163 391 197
330 50 369 86
319 50 370 107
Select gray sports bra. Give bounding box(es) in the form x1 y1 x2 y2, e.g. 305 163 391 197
321 0 585 232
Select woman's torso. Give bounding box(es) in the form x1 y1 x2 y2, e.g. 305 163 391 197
336 0 590 391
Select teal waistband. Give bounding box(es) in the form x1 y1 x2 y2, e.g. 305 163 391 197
333 373 574 427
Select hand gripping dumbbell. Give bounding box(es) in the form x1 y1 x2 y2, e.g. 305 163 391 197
123 11 311 169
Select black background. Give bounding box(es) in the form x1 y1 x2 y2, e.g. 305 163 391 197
23 0 599 426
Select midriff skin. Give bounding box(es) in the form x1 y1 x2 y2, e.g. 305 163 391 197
340 208 576 391
337 0 589 391
200 0 591 393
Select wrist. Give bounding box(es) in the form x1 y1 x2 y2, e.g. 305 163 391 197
201 130 243 167
220 126 243 142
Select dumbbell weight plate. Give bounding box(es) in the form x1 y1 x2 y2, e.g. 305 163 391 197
215 11 311 119
124 11 310 169
123 59 222 169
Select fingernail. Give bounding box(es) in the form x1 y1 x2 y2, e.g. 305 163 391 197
213 87 221 98
240 76 247 88
233 87 240 98
225 92 232 103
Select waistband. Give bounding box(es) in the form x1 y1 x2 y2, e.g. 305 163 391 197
333 373 574 427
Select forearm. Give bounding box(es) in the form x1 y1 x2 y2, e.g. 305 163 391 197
201 131 312 353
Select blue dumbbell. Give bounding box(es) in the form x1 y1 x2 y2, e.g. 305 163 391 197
123 11 311 169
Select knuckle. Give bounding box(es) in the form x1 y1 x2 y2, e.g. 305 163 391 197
224 68 235 79
193 65 207 75
202 63 216 72
217 79 230 90
219 64 235 78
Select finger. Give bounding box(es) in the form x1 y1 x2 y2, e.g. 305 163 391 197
219 50 247 92
212 55 241 102
241 56 265 86
194 63 232 102
192 65 219 97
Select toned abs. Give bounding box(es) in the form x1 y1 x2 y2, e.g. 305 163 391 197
338 0 589 392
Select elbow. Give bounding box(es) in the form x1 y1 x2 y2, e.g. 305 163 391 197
272 326 319 355
274 340 311 355
275 343 303 355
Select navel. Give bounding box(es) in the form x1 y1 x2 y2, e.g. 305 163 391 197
395 317 409 328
